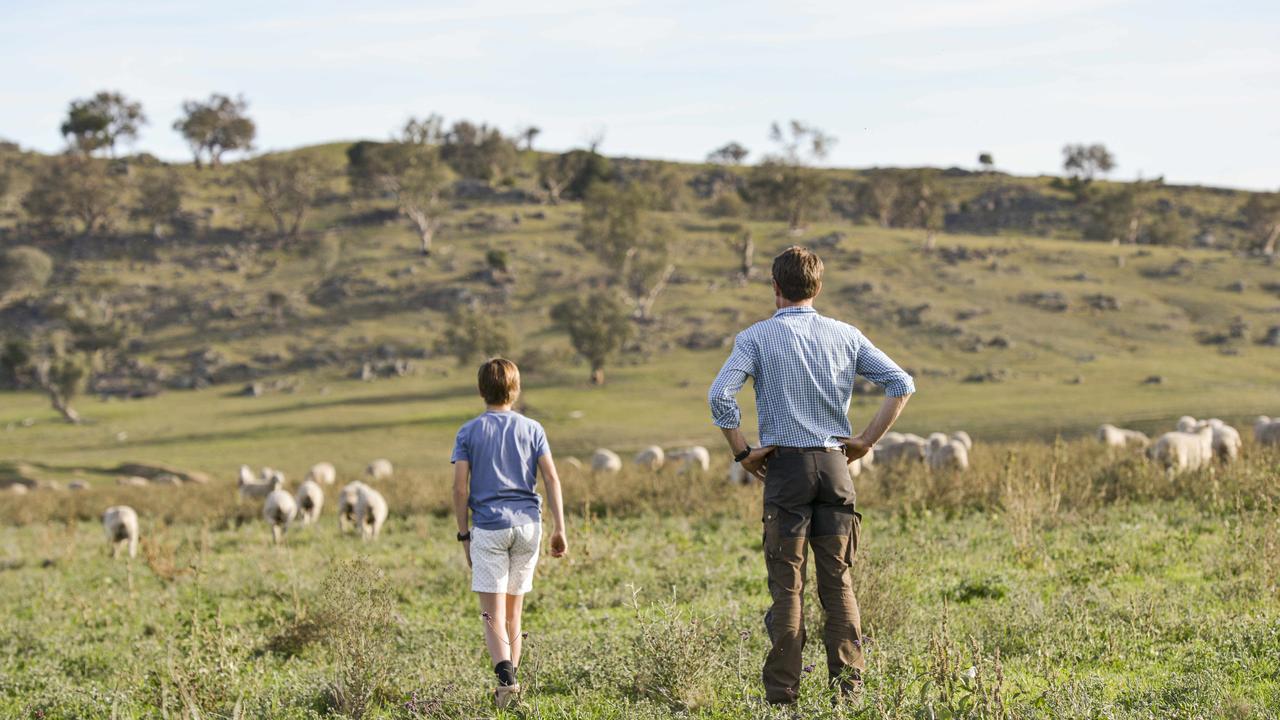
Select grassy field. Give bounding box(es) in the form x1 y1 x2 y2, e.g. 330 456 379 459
2 441 1279 719
4 145 1280 718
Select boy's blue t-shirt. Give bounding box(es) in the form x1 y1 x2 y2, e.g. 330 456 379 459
451 410 550 530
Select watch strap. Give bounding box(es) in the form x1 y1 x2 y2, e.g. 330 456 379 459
734 447 752 463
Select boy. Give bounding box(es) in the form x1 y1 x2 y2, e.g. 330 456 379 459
452 357 568 708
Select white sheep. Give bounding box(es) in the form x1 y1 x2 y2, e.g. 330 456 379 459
950 431 973 451
591 449 623 473
1208 423 1241 463
295 479 324 525
564 456 584 472
102 506 139 559
238 465 256 486
1256 416 1280 446
927 439 970 472
727 461 750 485
366 459 393 481
337 481 368 533
1097 424 1150 449
1176 416 1199 433
670 446 711 473
633 446 665 471
239 470 283 500
1148 426 1215 473
877 435 927 465
263 488 298 545
355 486 388 541
305 462 337 486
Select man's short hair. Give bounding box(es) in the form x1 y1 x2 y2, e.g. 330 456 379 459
477 357 521 406
772 246 824 301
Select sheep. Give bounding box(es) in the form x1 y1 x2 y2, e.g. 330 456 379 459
263 489 298 545
295 479 324 525
355 486 389 541
1148 426 1214 473
591 449 623 473
633 446 665 471
1208 423 1241 463
727 461 750 485
337 481 368 534
951 431 973 451
102 506 139 559
1255 416 1280 446
239 470 282 500
5 484 29 495
1097 424 1150 449
305 462 337 486
927 432 950 451
927 439 970 472
1176 416 1199 433
877 435 927 465
68 480 89 491
366 459 393 482
238 465 256 486
564 457 584 472
670 446 711 473
117 476 149 487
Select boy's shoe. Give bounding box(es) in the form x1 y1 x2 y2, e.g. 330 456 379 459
494 683 522 709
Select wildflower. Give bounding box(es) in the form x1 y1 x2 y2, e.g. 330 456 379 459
803 664 815 673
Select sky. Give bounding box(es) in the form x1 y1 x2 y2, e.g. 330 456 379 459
2 0 1277 190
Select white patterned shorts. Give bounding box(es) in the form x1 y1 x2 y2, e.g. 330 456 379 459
470 522 542 595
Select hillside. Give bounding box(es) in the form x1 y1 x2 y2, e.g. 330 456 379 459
1 142 1279 484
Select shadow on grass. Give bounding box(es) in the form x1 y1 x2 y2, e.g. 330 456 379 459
84 414 474 451
234 386 477 417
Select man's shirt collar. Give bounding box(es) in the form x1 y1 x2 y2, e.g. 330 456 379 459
773 305 817 317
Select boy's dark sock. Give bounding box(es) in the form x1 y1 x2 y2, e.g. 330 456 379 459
495 660 517 686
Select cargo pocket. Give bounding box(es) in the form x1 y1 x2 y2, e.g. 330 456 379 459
847 511 863 565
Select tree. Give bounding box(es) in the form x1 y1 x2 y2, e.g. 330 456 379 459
31 335 88 424
862 171 902 227
1084 182 1154 244
441 120 518 182
1062 143 1115 187
551 291 632 385
0 246 53 302
978 152 995 172
745 120 835 231
347 130 455 255
173 94 256 168
719 222 754 282
707 142 750 165
898 170 947 238
441 306 512 365
133 170 185 239
537 149 612 205
240 155 326 240
1242 192 1280 255
577 185 674 319
21 157 121 236
61 91 146 157
517 125 541 152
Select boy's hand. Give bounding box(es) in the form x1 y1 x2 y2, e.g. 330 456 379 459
462 540 471 568
549 531 568 558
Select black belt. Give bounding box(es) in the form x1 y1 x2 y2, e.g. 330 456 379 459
773 446 841 455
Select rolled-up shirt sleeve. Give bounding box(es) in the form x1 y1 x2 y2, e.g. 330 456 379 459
708 334 757 428
855 331 915 397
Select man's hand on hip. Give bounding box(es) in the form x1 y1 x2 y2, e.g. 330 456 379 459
741 446 776 480
839 435 874 463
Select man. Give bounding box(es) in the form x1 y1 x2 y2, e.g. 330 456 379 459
708 245 915 706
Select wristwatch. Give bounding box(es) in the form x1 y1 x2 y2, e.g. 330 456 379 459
456 531 471 542
734 446 753 463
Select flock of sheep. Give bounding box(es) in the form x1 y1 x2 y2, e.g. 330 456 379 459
97 415 1280 558
101 458 395 559
1100 415 1280 473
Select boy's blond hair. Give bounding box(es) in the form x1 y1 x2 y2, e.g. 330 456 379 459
478 358 520 406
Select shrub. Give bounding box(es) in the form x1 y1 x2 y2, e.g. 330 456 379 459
0 246 53 298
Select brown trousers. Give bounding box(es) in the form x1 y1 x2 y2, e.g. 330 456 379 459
761 447 864 704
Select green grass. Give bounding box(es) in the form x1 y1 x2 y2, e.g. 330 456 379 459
2 496 1277 718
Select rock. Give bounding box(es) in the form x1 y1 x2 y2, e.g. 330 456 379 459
810 231 845 249
1083 294 1121 311
895 304 931 326
117 476 149 487
1261 326 1280 347
1142 375 1164 385
1018 292 1069 312
151 474 182 486
1226 280 1247 293
68 480 89 491
113 462 210 485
